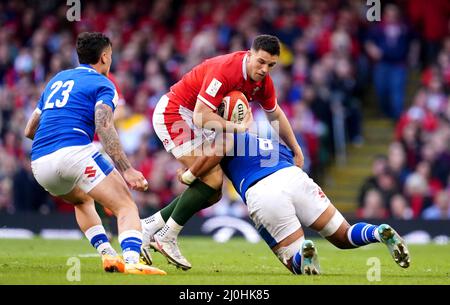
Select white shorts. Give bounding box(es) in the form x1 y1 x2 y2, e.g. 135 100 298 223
31 144 114 196
245 166 330 248
152 94 216 159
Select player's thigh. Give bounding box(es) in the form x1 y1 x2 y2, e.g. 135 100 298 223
59 186 93 205
285 167 331 227
245 176 301 248
87 169 136 213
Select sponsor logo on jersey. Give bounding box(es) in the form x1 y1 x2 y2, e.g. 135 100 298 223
205 78 222 97
84 166 97 178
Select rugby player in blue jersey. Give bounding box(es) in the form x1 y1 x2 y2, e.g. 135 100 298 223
143 132 410 274
24 32 165 275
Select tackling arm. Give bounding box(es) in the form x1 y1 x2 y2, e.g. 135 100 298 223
265 106 304 168
179 133 235 184
193 102 252 133
24 109 41 140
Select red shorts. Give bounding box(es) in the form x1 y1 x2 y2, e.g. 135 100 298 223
152 94 215 158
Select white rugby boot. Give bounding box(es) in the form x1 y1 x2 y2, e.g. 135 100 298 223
300 240 320 275
150 234 192 271
378 224 410 268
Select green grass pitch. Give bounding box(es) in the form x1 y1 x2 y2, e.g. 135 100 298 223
0 237 448 284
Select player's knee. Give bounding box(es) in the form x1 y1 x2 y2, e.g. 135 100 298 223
108 198 138 216
206 190 222 207
318 210 345 238
201 168 223 190
273 236 304 273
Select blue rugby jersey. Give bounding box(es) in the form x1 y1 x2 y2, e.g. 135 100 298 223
31 65 118 160
220 132 294 202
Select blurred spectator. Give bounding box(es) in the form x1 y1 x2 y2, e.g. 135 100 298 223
389 193 413 220
422 190 450 219
404 173 433 218
366 4 412 119
360 188 387 219
358 154 388 208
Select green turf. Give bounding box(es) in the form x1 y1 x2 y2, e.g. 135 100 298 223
0 237 448 284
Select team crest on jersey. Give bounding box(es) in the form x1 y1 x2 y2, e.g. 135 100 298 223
84 166 97 178
205 78 222 97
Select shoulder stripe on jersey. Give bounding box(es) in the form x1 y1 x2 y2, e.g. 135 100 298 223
197 94 217 111
264 103 277 113
73 128 89 137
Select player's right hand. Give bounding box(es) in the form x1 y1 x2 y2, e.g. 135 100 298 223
123 168 148 192
239 107 253 132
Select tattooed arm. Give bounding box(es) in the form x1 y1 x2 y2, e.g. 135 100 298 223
95 103 131 172
95 103 148 191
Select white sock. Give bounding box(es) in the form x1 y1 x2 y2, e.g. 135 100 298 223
84 225 116 256
156 217 183 240
118 230 143 264
374 228 381 242
141 212 165 240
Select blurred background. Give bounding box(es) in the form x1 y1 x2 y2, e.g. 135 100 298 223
0 0 449 241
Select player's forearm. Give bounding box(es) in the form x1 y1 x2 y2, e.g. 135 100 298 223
190 155 223 177
24 110 41 140
95 104 131 173
269 108 302 154
193 110 246 133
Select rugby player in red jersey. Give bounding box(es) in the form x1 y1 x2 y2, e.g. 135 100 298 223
142 35 305 270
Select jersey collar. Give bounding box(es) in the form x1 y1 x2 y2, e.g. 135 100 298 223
242 53 248 81
76 64 97 73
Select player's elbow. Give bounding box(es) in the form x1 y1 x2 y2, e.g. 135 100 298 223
24 126 32 139
24 121 36 140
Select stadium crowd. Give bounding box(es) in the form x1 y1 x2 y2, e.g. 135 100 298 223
0 0 449 220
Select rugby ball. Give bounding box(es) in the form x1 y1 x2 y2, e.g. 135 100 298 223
218 91 249 123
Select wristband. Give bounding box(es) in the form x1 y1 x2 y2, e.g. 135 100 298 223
181 170 197 185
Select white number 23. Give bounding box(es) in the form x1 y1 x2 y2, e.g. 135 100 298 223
43 80 74 109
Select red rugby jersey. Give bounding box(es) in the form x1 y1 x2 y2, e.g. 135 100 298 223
168 51 277 113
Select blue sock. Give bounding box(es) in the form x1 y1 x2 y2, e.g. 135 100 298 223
291 251 302 274
347 223 380 247
118 230 143 264
84 225 115 255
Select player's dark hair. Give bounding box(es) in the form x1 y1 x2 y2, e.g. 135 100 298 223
76 32 112 65
251 35 280 56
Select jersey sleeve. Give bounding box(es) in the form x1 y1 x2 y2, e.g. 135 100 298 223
35 92 45 114
96 78 119 111
258 75 277 112
197 71 228 111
